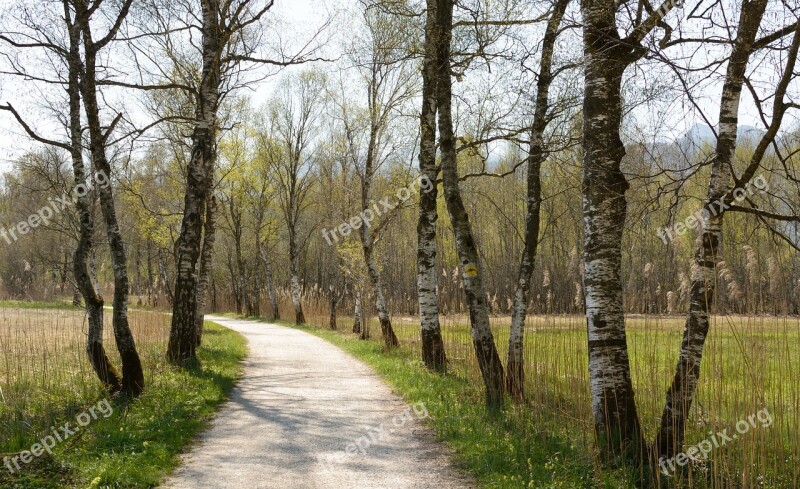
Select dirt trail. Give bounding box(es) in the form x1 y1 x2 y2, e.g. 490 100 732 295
160 316 475 489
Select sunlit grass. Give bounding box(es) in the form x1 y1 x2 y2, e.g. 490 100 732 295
281 290 800 488
0 306 247 488
249 318 633 489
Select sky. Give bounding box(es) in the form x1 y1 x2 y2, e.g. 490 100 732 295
0 0 795 173
0 0 328 170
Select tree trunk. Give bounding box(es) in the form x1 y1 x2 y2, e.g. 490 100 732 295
80 11 144 397
134 245 142 299
506 0 567 401
168 0 220 365
357 69 400 349
288 226 306 324
353 289 362 334
211 277 217 311
158 249 173 305
195 194 217 347
417 0 446 373
357 291 370 340
435 0 504 409
232 205 251 316
228 255 243 314
251 275 261 317
261 251 280 320
793 252 799 316
580 0 651 459
64 7 121 394
364 243 399 348
653 0 769 460
146 240 154 306
329 293 338 330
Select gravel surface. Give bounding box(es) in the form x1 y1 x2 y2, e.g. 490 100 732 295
160 316 476 489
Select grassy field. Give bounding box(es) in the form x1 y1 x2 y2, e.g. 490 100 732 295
277 300 800 488
0 306 247 488
4 297 796 487
254 317 630 488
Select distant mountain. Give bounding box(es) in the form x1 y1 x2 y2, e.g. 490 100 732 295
627 123 770 175
677 123 717 153
676 123 766 156
736 125 766 145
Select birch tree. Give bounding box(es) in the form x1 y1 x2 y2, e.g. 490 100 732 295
254 138 283 321
654 0 800 460
432 0 505 408
337 1 417 348
267 71 328 325
166 0 223 363
0 0 145 396
195 193 216 345
505 0 569 400
162 0 312 362
580 0 677 459
75 0 146 395
418 0 447 372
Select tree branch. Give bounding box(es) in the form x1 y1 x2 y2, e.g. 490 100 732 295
0 103 72 152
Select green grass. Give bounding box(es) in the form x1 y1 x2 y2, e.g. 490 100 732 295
231 311 799 488
0 321 247 489
240 316 634 488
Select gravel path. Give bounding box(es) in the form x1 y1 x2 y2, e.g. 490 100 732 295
160 316 475 489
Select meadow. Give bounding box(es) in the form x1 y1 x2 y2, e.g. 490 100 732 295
290 292 800 488
0 304 246 488
3 294 799 488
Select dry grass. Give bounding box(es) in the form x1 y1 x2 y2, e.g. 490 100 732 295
287 288 800 488
0 306 172 452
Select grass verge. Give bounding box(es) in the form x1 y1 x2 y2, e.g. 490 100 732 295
0 321 247 489
238 316 633 488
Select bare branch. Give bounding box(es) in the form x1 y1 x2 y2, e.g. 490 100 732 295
0 103 72 152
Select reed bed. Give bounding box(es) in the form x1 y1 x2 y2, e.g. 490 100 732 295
0 306 172 454
286 288 800 488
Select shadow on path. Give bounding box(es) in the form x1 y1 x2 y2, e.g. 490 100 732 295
160 317 475 489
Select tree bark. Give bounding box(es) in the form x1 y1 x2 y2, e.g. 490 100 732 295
79 1 144 396
353 288 362 334
329 292 338 330
653 0 772 460
793 252 799 316
146 240 154 306
195 194 217 347
168 0 220 364
158 249 173 305
506 0 567 400
261 250 280 320
228 195 250 316
289 224 306 324
363 243 399 347
435 0 504 409
355 47 401 349
417 0 446 373
580 0 658 459
64 3 121 395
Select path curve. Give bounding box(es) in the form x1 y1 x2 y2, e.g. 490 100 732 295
160 316 475 489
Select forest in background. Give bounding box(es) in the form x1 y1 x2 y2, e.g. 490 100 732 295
1 0 799 486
